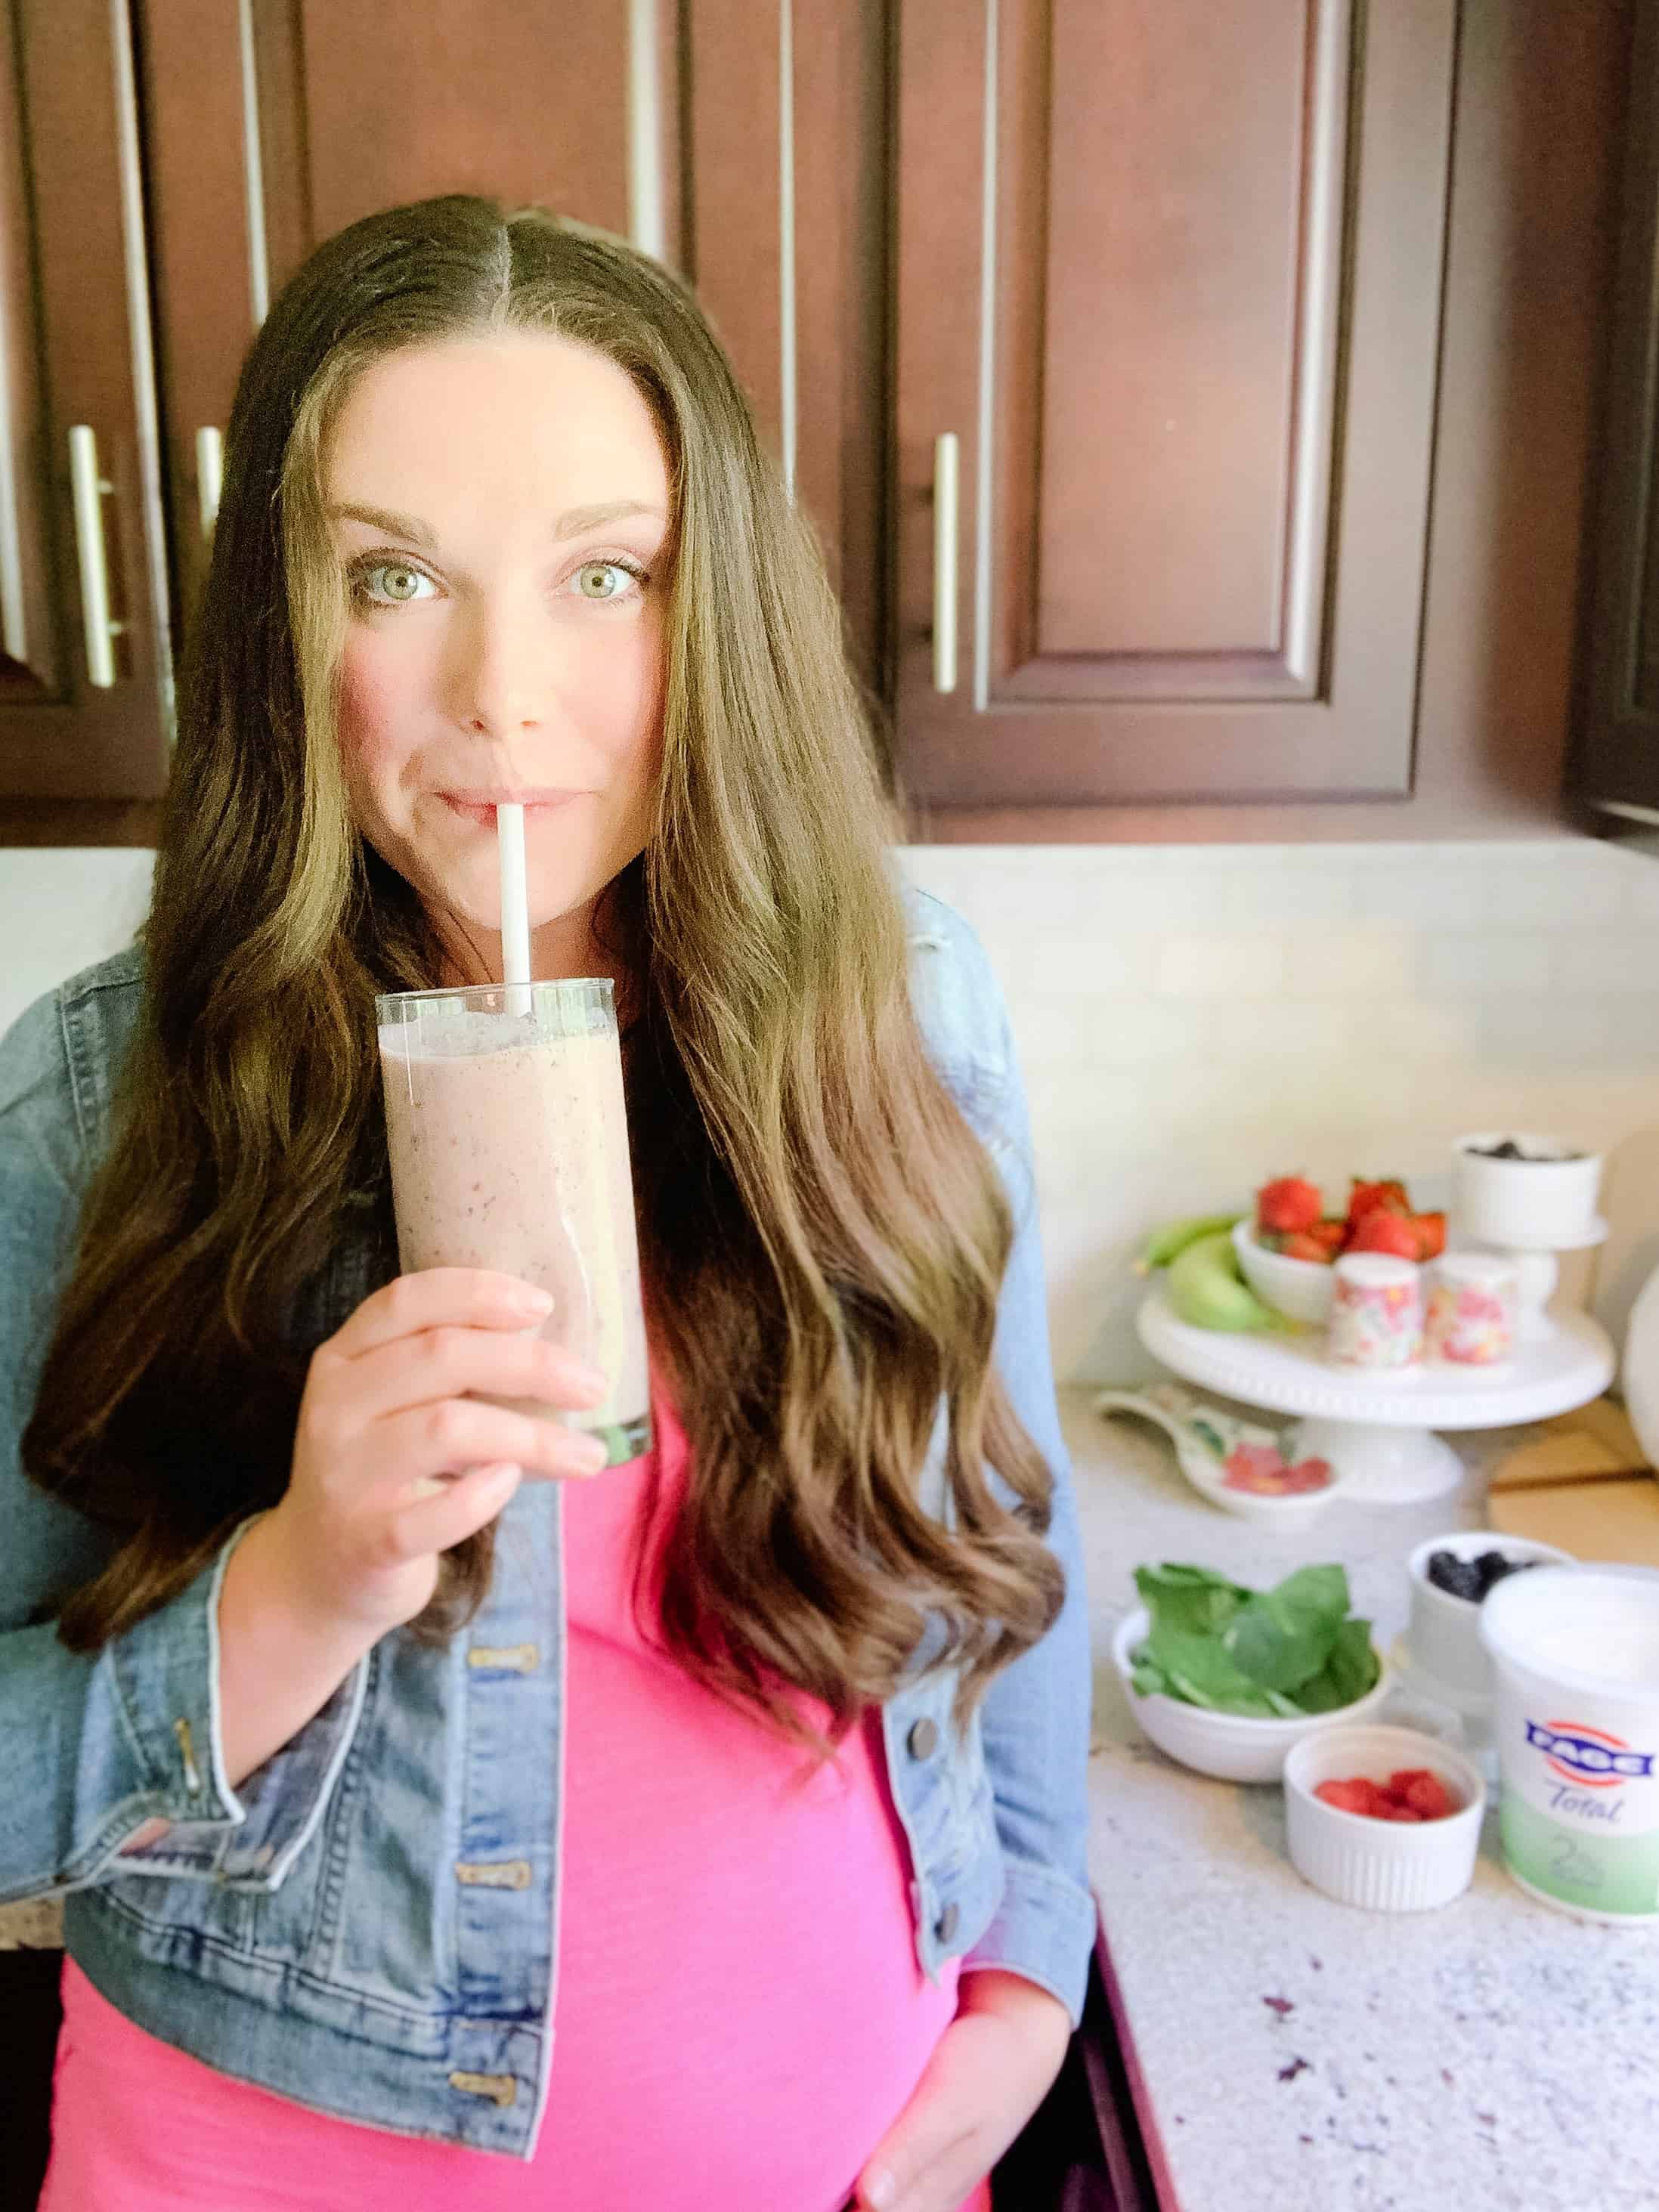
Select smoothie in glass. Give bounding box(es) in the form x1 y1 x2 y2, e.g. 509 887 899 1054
377 979 650 1465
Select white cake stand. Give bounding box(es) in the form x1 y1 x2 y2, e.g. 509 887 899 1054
1137 1289 1615 1505
1455 1215 1608 1344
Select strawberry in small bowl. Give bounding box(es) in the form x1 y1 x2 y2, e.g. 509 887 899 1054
1234 1175 1445 1324
1257 1175 1323 1236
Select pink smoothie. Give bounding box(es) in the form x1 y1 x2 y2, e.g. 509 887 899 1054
379 997 650 1459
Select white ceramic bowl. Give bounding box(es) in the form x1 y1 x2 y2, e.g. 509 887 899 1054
1111 1606 1392 1784
1232 1220 1336 1325
1453 1133 1602 1247
1283 1723 1486 1910
1406 1531 1574 1700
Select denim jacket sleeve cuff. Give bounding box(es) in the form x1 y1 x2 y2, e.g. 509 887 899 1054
961 1858 1097 2029
104 1513 368 1893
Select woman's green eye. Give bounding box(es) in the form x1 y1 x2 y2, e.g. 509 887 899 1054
575 561 636 600
358 562 432 604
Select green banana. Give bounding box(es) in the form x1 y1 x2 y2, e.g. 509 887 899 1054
1165 1229 1280 1332
1136 1211 1245 1274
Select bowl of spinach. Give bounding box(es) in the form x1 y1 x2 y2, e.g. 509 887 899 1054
1110 1561 1391 1782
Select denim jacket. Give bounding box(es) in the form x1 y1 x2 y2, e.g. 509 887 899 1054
0 882 1093 2158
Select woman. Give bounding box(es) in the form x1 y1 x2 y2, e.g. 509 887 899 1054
0 196 1091 2212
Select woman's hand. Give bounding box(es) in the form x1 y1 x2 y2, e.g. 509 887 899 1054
259 1266 611 1640
852 1969 1072 2212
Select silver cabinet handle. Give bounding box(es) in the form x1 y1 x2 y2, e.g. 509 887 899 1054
196 426 224 539
932 432 959 695
68 425 125 687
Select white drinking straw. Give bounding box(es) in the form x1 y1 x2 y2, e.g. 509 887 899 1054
497 802 533 1014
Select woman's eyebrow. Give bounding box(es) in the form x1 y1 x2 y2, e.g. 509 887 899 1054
327 502 435 546
552 499 665 538
325 498 664 544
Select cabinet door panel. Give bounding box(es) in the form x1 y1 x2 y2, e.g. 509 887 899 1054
895 0 1455 809
1038 0 1315 664
285 3 632 253
0 0 169 802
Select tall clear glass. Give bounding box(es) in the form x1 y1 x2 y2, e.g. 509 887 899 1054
376 979 651 1465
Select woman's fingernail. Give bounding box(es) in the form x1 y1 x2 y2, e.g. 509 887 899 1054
570 1434 609 1474
866 2171 896 2210
512 1285 555 1316
571 1366 609 1404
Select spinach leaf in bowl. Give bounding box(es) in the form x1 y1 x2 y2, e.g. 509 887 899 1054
1130 1561 1379 1718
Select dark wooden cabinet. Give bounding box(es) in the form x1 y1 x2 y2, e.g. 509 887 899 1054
1573 1 1659 828
0 0 171 809
896 0 1454 810
893 0 1629 834
0 2 1636 837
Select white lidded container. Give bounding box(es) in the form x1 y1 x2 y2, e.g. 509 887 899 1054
1480 1564 1659 1924
1283 1724 1486 1911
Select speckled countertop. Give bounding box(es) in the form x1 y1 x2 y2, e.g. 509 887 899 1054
1066 1386 1659 2212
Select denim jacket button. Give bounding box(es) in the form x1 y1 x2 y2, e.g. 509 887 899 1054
906 1717 939 1761
935 1901 960 1944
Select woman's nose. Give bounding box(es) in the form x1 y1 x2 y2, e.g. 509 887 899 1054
447 595 552 738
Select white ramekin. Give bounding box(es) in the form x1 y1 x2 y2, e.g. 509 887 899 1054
1282 1723 1487 1910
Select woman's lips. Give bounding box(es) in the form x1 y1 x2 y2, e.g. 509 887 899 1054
436 792 587 828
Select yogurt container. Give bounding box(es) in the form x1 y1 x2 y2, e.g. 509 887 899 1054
1480 1564 1659 1924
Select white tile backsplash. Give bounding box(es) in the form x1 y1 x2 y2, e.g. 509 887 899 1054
8 838 1659 1392
899 839 1659 1384
0 849 155 1038
1153 931 1287 1000
1283 923 1418 997
1422 928 1559 995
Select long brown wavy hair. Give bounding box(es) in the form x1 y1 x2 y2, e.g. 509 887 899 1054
23 196 1060 1743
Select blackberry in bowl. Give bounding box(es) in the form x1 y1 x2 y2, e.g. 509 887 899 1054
1405 1532 1574 1701
1425 1547 1543 1604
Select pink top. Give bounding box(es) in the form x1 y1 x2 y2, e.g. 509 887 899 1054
45 1378 992 2212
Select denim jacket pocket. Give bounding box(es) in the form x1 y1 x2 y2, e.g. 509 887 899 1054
88 1634 459 2028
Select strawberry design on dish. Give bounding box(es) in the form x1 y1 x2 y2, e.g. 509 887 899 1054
1221 1442 1334 1496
